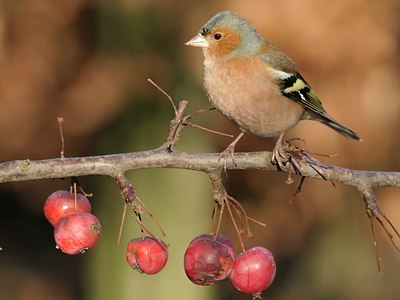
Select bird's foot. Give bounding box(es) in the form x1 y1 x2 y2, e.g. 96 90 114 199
271 137 328 183
218 132 245 173
271 132 290 171
271 142 289 170
272 140 305 185
219 144 237 172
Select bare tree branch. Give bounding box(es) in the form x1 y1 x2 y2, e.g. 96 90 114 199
0 150 399 187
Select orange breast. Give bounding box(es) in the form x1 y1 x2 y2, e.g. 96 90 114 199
204 56 304 137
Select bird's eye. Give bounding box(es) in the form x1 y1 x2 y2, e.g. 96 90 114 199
213 33 222 40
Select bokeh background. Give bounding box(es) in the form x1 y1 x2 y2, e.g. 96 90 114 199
0 0 399 299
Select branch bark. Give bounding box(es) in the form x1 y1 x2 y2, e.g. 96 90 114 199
0 149 399 187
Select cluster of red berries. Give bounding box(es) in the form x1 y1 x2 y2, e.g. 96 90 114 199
44 190 102 254
44 191 275 297
44 190 170 275
124 232 276 298
184 234 276 298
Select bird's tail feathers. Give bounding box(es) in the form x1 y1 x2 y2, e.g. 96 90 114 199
318 115 362 141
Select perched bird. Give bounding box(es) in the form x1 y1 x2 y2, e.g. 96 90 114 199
185 11 361 165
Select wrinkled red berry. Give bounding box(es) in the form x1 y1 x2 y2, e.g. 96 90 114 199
229 247 276 297
126 237 168 274
184 234 234 285
54 213 101 255
44 190 91 226
190 234 236 257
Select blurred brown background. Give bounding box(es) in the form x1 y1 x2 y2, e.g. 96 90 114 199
0 0 399 299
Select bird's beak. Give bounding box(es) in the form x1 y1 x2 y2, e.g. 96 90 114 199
185 34 209 48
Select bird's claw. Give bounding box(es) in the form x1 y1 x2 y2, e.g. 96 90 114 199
219 144 237 173
218 131 245 174
271 142 290 170
272 138 328 183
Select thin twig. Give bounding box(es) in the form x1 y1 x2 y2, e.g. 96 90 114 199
147 78 177 115
369 217 382 273
208 170 266 252
159 100 188 151
186 122 234 138
57 116 65 159
115 173 166 238
289 176 306 204
225 197 246 252
182 107 234 138
360 185 400 272
117 203 127 246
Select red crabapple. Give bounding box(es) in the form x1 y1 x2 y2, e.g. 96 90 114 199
126 237 168 275
229 247 276 298
184 234 234 285
44 190 91 226
54 213 101 255
190 233 236 257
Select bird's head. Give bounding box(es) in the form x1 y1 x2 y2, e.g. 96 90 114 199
185 11 264 62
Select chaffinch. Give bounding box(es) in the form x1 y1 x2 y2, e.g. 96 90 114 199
185 11 362 165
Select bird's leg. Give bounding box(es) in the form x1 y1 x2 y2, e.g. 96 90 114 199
219 131 245 170
271 132 289 169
